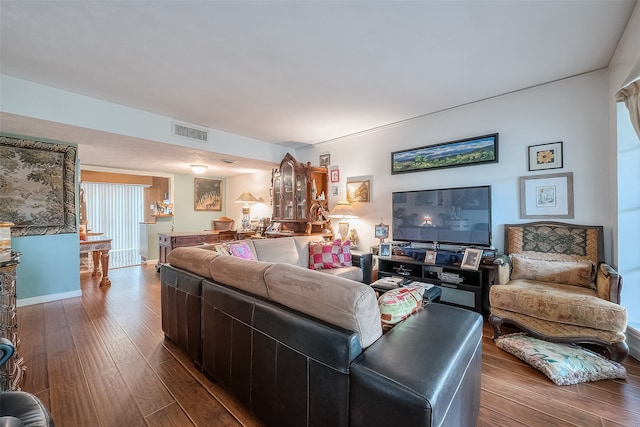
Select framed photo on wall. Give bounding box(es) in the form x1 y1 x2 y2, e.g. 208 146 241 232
519 172 574 219
391 133 498 174
346 177 371 203
194 178 222 211
330 168 340 183
528 142 563 171
319 154 330 167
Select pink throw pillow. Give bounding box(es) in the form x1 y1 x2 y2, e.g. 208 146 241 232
228 242 256 260
309 240 353 270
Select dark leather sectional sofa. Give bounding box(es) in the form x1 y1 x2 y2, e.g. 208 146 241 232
161 237 483 426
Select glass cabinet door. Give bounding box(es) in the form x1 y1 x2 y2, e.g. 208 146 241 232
295 174 307 219
272 176 281 219
282 161 295 219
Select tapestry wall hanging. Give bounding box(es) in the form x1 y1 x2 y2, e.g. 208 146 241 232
0 135 77 236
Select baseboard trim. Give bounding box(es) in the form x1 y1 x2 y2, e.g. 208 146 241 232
17 290 82 307
627 326 640 361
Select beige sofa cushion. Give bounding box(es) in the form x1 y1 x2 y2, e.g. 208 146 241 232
166 246 219 279
293 236 323 268
252 237 302 266
264 263 382 348
490 279 627 333
315 265 362 282
209 256 271 299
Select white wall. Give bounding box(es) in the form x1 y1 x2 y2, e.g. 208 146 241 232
296 71 613 257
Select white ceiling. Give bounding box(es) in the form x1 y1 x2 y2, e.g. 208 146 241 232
0 0 636 176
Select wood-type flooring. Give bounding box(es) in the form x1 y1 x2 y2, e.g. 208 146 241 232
15 264 640 426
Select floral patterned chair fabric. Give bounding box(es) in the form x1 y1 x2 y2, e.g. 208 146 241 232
489 221 628 362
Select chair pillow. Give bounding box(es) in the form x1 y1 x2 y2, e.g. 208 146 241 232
378 284 425 326
510 254 595 288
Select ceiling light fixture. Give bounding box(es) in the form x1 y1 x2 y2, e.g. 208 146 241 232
190 164 208 174
219 158 238 164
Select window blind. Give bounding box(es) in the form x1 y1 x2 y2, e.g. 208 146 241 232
81 182 144 269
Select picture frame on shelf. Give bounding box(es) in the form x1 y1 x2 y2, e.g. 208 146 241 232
391 133 498 174
461 248 483 270
528 142 563 171
379 242 392 257
519 172 574 219
424 250 437 265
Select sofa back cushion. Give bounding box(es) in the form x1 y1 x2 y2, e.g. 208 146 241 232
166 246 220 279
209 255 271 298
510 254 595 288
264 263 382 348
506 223 602 264
293 236 316 268
252 237 302 266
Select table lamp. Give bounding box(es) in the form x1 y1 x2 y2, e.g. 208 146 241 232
235 192 259 230
328 201 358 241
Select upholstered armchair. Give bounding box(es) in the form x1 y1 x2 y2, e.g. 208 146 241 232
489 222 628 362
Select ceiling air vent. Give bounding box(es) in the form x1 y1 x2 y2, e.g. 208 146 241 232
172 121 209 142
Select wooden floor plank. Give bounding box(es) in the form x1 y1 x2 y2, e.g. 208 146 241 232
12 264 640 427
145 402 195 427
154 358 242 427
85 367 147 427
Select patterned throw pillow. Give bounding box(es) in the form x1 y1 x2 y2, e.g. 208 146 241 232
510 254 595 288
227 242 257 260
378 284 425 326
309 240 352 270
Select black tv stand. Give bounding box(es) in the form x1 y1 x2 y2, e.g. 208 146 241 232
377 255 497 314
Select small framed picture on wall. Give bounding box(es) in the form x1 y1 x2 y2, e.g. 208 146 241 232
330 168 340 183
528 142 563 171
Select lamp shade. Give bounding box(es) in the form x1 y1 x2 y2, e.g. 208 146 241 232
328 201 358 219
234 192 259 204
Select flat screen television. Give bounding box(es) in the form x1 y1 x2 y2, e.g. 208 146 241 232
392 185 491 247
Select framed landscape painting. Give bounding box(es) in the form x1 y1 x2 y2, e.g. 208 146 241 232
194 178 222 211
391 133 498 174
